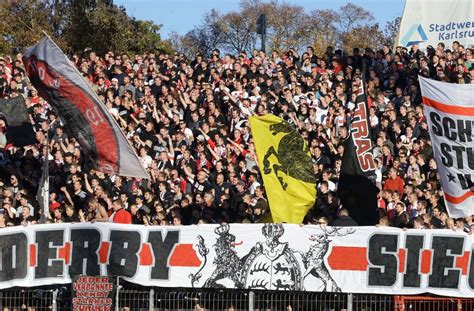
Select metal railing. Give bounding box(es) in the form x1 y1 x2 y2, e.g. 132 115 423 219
0 288 56 310
154 289 249 310
396 295 474 311
0 286 472 311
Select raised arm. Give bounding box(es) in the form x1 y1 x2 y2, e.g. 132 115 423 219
60 187 74 207
167 135 175 159
207 144 221 161
83 173 93 194
226 137 244 153
182 164 195 181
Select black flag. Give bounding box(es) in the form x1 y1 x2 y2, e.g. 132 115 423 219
0 96 36 147
337 76 378 226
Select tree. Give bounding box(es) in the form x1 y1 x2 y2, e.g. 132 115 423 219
177 9 225 57
307 9 340 55
340 24 385 52
168 31 188 56
0 0 169 56
218 11 256 54
129 20 171 54
265 2 308 52
383 16 402 47
0 0 63 54
239 0 308 53
65 1 134 54
336 3 382 52
337 3 374 34
168 1 397 56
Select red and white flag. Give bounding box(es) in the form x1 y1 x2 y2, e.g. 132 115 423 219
420 76 474 217
23 37 148 179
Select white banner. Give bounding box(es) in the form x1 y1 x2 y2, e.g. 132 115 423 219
0 223 474 297
419 76 474 218
396 0 474 49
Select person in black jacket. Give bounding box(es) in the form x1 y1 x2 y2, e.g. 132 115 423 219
157 181 174 210
332 208 358 226
392 202 409 228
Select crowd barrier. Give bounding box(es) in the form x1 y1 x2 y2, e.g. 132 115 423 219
1 285 473 310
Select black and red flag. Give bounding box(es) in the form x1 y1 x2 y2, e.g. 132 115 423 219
23 37 148 179
337 74 378 225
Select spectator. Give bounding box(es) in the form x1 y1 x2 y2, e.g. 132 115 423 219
85 197 109 222
392 202 409 228
0 40 471 230
110 199 132 224
383 168 405 194
332 209 358 226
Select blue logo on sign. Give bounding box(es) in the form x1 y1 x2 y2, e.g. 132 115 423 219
400 24 428 47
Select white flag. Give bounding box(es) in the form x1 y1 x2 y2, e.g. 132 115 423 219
419 76 474 218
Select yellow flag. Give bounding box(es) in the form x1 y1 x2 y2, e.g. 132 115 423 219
249 114 317 224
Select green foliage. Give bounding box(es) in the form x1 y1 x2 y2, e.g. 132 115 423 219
130 20 173 55
0 0 62 54
0 0 169 55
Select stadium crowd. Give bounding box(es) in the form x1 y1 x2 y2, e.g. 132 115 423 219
0 41 473 230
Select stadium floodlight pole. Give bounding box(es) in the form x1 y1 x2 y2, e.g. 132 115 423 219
257 14 266 53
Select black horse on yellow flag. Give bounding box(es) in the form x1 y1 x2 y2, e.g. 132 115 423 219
249 114 316 223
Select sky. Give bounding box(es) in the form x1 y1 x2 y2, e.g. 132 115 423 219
115 0 406 39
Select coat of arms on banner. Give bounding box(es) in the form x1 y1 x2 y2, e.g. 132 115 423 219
189 223 354 291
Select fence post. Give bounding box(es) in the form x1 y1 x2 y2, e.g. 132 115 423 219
248 290 254 311
52 289 58 311
347 293 353 311
115 277 121 311
149 288 154 311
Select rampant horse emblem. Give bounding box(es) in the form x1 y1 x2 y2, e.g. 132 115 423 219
263 120 316 190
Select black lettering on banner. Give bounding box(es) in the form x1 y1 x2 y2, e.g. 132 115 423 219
35 230 64 279
457 119 472 143
442 117 457 141
429 236 464 289
107 230 140 277
430 112 442 136
451 145 465 169
403 235 424 288
468 246 474 289
0 233 28 282
468 148 474 170
458 174 474 190
368 234 398 286
440 143 453 167
69 229 101 278
148 230 179 280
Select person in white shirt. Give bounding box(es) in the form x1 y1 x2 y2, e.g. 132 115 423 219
139 146 152 169
248 173 261 195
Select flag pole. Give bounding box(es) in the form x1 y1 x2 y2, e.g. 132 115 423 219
37 125 51 224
